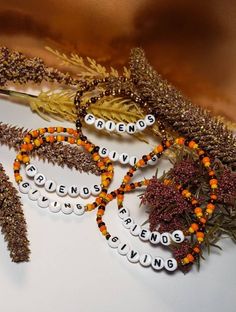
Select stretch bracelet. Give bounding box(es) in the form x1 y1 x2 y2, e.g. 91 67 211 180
96 137 218 270
14 127 114 215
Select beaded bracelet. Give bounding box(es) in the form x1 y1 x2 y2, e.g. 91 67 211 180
95 137 218 270
14 126 114 215
74 81 168 166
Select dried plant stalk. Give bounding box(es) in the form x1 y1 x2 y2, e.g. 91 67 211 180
0 46 80 87
0 122 100 175
128 48 236 170
0 163 30 262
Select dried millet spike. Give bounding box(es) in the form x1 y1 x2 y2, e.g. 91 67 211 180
0 46 80 87
129 48 236 170
0 163 30 262
0 122 100 175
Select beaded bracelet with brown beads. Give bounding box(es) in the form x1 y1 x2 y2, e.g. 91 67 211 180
95 137 218 268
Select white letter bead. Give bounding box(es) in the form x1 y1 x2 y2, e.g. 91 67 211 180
45 180 57 193
37 196 50 208
56 185 68 197
136 119 147 131
68 185 80 198
126 123 136 134
73 203 85 216
25 164 38 177
61 203 73 214
171 230 185 243
49 201 61 213
19 182 31 194
95 118 105 130
84 113 95 125
129 156 138 166
80 187 91 199
116 122 126 133
28 188 40 201
105 120 116 132
149 231 161 244
127 250 140 263
152 257 164 270
165 258 178 272
117 243 130 256
130 224 142 236
108 236 120 248
91 184 102 196
109 150 119 162
139 229 151 241
122 217 134 229
118 208 129 219
147 155 158 166
119 153 129 164
99 147 109 158
34 173 46 186
145 114 155 126
161 233 171 246
139 253 152 267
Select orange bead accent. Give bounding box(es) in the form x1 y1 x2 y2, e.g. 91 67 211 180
23 136 31 143
208 170 215 176
16 154 23 161
67 128 74 134
20 144 28 152
193 247 200 253
200 218 206 224
192 199 198 205
191 223 199 231
157 145 164 153
15 175 22 182
98 209 105 216
100 225 106 232
196 232 204 238
188 141 196 149
198 150 205 156
186 254 194 262
176 137 185 145
207 203 215 210
49 136 55 143
22 156 30 164
210 179 218 185
210 194 217 200
57 127 64 133
48 127 55 133
102 229 107 236
202 157 210 164
28 143 34 151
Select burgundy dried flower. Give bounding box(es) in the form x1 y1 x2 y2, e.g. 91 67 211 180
217 168 236 205
169 159 201 186
142 177 192 231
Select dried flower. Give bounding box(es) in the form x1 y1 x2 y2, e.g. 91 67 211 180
142 177 192 232
0 163 30 262
217 168 236 205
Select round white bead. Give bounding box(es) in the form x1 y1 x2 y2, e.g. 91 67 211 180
127 250 140 263
136 119 147 131
99 147 109 158
165 258 178 272
80 186 91 199
108 236 120 248
126 123 136 134
95 118 105 130
117 243 130 256
73 203 85 216
61 203 73 214
129 156 138 166
119 153 130 165
151 257 164 270
171 230 185 243
105 120 116 132
139 228 151 241
118 208 129 219
34 173 46 186
130 224 142 236
160 232 171 246
19 182 31 194
116 122 126 133
68 185 80 198
56 184 68 197
28 188 40 201
145 114 155 126
91 184 102 196
45 180 57 193
49 201 61 213
149 231 161 244
147 155 158 166
25 164 38 177
109 150 119 162
84 113 96 125
37 196 50 208
139 253 152 267
122 217 134 229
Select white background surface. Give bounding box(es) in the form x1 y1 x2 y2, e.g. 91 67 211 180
0 97 236 312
